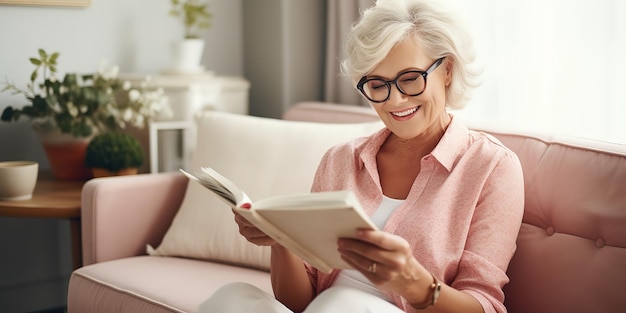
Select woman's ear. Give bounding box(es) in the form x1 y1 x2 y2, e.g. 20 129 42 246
444 58 453 86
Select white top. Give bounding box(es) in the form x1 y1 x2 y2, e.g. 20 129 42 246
331 195 404 301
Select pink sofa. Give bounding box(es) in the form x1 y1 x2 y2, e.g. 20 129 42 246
67 102 626 313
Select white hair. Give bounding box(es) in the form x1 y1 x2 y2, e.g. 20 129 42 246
341 0 482 109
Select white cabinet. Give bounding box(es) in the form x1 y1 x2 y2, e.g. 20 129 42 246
120 72 250 173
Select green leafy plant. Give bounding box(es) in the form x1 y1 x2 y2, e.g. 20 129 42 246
1 49 171 138
85 132 144 172
169 0 212 39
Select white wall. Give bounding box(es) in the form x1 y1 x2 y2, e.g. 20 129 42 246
0 1 243 311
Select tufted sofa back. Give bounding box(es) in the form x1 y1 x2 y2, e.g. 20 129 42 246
479 128 626 313
285 103 626 313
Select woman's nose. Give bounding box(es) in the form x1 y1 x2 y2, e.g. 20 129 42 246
387 83 409 104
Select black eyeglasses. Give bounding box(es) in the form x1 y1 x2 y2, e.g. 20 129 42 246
356 57 445 103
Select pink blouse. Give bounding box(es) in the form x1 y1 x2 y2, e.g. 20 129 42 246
305 116 524 313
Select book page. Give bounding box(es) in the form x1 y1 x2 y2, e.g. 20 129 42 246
234 207 336 273
252 191 377 272
253 191 357 210
200 167 249 206
179 168 249 207
256 206 376 271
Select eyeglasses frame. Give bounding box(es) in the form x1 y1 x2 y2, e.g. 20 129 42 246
356 57 446 103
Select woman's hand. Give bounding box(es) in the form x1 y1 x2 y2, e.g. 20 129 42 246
233 206 314 312
232 207 277 246
338 229 432 300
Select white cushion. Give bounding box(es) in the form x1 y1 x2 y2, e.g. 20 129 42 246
148 111 383 270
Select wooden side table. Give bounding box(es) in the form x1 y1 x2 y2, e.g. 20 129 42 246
0 172 84 270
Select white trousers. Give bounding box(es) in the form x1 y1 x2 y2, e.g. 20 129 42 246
198 282 405 313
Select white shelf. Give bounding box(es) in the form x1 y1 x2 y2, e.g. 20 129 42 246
130 73 250 173
149 121 193 173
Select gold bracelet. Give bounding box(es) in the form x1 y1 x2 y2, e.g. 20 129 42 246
411 272 441 310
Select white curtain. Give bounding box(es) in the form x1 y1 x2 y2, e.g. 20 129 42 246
325 0 626 144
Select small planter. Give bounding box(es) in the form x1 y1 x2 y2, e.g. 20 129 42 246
85 132 144 178
169 0 212 72
170 39 205 73
91 167 139 178
36 128 92 181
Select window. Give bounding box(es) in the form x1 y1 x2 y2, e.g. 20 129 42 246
447 0 626 144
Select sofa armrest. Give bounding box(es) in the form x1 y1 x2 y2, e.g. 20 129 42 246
81 172 188 266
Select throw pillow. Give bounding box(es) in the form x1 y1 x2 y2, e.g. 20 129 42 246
148 111 383 271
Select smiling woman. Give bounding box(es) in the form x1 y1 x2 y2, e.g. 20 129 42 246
0 0 90 7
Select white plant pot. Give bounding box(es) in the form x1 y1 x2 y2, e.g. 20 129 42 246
170 39 205 73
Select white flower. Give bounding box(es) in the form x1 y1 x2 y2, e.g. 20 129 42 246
67 102 78 117
98 60 119 80
47 97 61 112
128 89 141 102
122 108 134 122
73 68 172 131
132 115 145 128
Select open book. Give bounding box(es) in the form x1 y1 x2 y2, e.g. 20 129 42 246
180 167 378 273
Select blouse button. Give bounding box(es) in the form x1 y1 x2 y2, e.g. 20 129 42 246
545 226 555 236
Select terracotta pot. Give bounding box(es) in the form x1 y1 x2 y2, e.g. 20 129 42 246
34 127 92 181
41 140 92 181
91 167 139 178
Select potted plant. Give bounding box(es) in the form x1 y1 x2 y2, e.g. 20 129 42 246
85 132 144 178
1 49 171 180
168 0 212 72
